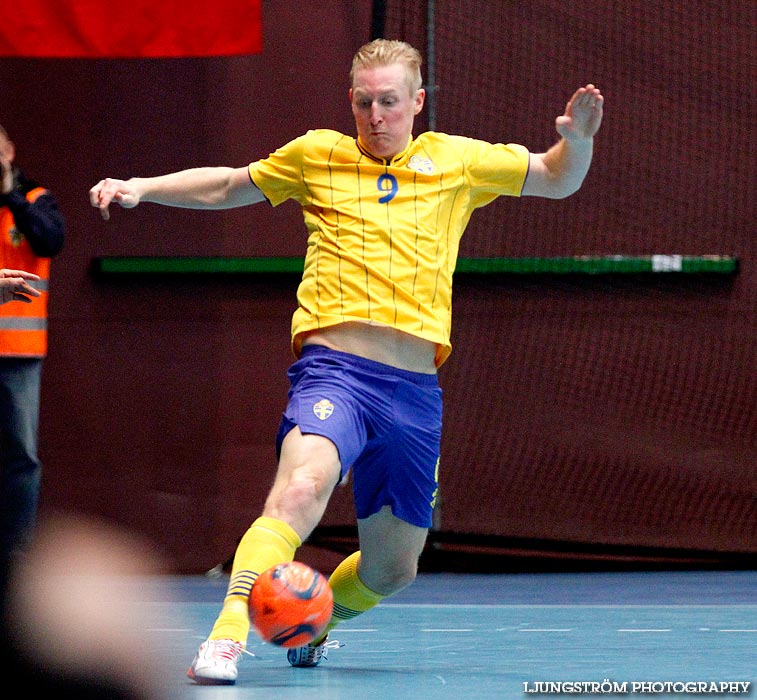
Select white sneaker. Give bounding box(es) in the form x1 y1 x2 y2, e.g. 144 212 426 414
187 638 245 684
287 636 342 667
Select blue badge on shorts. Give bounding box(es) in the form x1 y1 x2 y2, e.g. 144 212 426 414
313 399 334 420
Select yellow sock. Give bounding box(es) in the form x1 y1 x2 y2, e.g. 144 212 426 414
209 516 301 643
317 551 384 643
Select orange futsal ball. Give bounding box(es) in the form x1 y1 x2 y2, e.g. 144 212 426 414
249 561 334 648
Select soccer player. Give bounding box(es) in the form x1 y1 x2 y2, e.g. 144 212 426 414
89 39 603 684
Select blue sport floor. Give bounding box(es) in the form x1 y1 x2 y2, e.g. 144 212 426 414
144 571 756 700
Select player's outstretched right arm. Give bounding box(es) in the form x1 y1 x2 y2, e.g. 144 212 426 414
89 166 265 220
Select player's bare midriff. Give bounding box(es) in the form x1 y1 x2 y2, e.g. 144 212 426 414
301 321 437 374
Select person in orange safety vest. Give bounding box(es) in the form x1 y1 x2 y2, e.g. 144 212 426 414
0 124 64 570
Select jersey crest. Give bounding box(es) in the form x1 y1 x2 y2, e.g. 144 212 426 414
408 154 435 175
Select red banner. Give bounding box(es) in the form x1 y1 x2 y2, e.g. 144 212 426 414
0 1 262 58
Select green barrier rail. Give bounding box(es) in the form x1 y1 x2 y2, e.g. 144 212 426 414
455 255 739 274
92 255 739 276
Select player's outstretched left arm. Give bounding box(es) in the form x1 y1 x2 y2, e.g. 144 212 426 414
555 83 604 141
522 84 604 199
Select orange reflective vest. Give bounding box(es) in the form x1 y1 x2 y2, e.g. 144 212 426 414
0 187 51 357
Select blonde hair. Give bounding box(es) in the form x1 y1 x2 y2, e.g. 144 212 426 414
350 39 423 94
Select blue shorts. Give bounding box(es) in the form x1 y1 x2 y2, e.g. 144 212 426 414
276 345 442 528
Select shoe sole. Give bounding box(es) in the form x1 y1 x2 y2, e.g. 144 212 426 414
187 668 237 685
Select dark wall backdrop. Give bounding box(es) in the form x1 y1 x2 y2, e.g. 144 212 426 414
1 0 753 573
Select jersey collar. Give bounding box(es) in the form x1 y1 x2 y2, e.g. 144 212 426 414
356 135 414 166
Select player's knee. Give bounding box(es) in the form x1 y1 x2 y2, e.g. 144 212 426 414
386 563 418 594
362 557 418 596
282 469 333 510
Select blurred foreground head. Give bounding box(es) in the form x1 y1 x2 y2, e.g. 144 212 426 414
2 514 169 700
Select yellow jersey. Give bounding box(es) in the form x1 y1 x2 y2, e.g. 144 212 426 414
249 129 529 366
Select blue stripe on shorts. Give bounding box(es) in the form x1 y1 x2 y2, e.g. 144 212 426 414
276 344 442 528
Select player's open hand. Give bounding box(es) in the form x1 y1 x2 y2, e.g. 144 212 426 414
555 84 604 141
89 178 140 221
0 269 41 305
